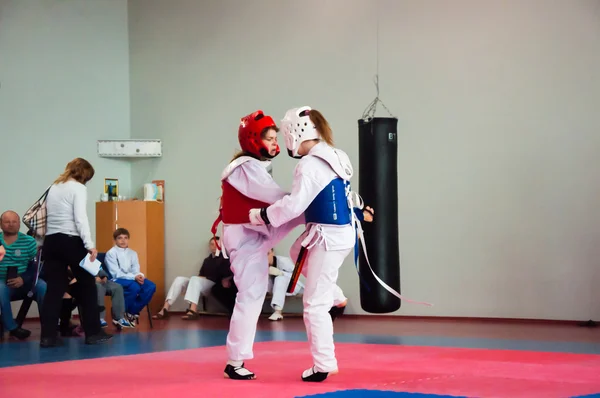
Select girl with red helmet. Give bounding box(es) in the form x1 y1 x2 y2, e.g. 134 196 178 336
249 106 376 382
212 110 304 380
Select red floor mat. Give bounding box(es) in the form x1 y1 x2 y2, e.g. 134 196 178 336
1 342 599 398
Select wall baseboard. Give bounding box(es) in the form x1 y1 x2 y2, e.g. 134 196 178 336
340 314 595 326
150 312 597 326
20 314 597 327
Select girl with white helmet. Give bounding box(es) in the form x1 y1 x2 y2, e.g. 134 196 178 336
249 106 374 382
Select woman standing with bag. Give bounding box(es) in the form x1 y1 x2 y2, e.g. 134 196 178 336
38 158 111 347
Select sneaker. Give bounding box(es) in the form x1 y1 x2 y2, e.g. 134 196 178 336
113 318 135 329
85 330 113 345
40 336 64 348
100 319 108 328
9 327 31 340
126 313 140 325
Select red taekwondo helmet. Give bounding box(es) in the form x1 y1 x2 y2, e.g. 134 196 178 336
238 110 280 159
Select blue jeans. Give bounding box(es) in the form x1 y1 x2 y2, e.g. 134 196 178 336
115 278 156 315
0 279 47 331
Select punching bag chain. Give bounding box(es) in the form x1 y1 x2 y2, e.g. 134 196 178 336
361 1 395 123
361 75 395 123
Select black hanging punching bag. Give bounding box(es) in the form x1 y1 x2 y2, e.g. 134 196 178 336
358 117 401 313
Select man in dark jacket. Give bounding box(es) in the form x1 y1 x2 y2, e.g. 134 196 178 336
210 270 237 315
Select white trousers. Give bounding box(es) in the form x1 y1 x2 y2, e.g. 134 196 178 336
268 273 303 310
165 276 215 306
332 284 347 307
223 219 303 363
294 242 351 373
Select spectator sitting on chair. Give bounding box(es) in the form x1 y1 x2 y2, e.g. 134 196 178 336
153 236 231 320
57 269 84 337
104 228 156 325
55 267 113 337
0 210 46 340
210 273 237 316
96 267 134 329
266 248 304 321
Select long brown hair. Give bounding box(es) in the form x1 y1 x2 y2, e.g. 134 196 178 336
54 157 95 185
308 109 334 146
231 126 279 161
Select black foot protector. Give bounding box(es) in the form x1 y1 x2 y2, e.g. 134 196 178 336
302 366 329 382
224 363 256 380
329 305 346 322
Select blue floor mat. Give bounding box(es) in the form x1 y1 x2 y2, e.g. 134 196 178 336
297 390 464 398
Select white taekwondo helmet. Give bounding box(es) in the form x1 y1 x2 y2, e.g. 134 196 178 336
281 106 320 158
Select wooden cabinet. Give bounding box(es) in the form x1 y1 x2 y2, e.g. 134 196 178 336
95 200 165 312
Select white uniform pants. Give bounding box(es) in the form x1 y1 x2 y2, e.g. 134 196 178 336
223 219 303 364
332 284 347 307
165 276 215 306
268 273 303 310
297 243 351 373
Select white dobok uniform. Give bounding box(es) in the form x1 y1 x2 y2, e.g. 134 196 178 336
268 255 345 312
263 142 358 373
218 156 304 365
164 275 215 306
268 255 305 310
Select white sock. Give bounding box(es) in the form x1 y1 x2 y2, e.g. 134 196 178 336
227 360 243 367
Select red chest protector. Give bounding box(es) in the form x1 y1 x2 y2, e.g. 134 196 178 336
220 181 269 224
211 158 271 249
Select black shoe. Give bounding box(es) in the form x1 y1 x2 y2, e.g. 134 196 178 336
40 336 64 348
301 366 329 382
9 327 31 340
329 305 346 322
60 324 79 337
85 330 113 345
8 327 31 340
224 363 256 380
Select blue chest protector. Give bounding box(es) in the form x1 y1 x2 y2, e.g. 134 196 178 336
304 177 370 291
305 178 352 225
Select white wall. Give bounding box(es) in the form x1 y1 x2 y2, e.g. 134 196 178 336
0 0 131 316
3 0 597 322
128 0 600 321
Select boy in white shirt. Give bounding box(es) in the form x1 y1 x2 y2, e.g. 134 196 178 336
104 228 156 324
